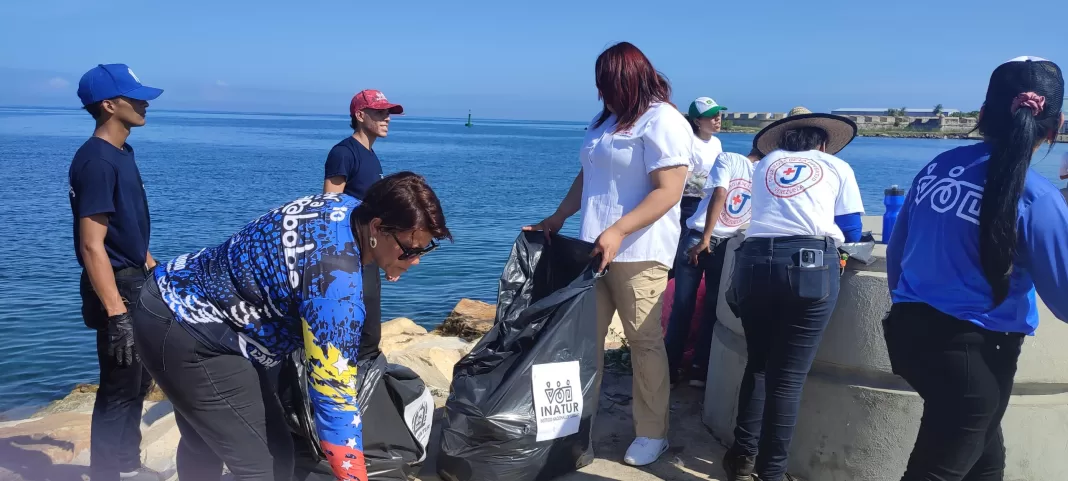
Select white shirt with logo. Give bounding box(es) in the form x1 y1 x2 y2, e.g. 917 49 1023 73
745 149 865 245
579 102 695 267
683 136 723 199
687 152 755 238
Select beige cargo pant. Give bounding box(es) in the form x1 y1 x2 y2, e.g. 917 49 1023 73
594 261 670 439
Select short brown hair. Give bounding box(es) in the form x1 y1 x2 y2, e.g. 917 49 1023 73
354 171 452 241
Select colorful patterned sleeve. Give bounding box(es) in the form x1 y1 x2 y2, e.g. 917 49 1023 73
299 293 367 481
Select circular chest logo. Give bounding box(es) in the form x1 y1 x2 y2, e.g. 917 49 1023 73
765 157 824 198
720 178 752 227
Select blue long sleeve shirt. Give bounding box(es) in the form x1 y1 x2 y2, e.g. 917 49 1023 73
887 142 1068 334
157 193 369 480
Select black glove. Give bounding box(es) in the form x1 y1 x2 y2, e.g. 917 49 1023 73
107 312 138 367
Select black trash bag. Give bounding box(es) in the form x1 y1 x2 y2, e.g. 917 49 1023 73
280 350 434 481
437 232 602 481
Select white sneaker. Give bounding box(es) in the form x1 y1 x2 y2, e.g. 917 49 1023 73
623 437 669 466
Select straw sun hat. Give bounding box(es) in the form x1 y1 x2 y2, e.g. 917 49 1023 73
753 106 858 156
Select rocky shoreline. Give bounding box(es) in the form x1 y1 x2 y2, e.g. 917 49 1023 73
2 299 720 481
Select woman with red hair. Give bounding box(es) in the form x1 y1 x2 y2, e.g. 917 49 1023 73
525 41 693 466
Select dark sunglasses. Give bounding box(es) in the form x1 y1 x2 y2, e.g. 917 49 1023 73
390 233 438 261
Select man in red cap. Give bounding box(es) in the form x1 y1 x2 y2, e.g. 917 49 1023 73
323 89 404 199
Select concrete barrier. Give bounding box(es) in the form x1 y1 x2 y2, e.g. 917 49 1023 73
702 216 1068 481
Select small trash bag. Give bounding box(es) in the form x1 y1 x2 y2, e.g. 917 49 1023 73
437 232 602 481
281 350 434 481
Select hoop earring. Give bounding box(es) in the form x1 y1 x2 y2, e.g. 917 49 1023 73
369 237 378 249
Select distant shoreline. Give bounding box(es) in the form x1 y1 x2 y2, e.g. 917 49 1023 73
722 127 1068 143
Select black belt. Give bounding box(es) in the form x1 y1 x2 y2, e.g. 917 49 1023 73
743 235 835 250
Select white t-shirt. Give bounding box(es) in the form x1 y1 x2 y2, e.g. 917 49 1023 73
578 102 695 267
745 149 865 245
687 152 755 238
683 136 723 198
1058 153 1068 180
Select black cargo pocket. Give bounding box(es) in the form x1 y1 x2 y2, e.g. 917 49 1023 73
787 265 830 302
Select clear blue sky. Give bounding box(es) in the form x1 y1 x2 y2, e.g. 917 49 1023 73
2 0 1065 120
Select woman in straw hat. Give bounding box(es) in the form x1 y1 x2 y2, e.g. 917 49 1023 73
721 107 864 481
524 41 692 467
884 57 1067 480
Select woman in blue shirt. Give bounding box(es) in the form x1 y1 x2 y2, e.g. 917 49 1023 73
885 57 1067 481
132 172 450 481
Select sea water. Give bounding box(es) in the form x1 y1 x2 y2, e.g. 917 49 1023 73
1 107 1064 414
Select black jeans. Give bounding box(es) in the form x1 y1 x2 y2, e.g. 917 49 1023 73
726 236 841 481
884 302 1023 481
669 196 703 281
80 268 152 481
132 279 294 481
664 231 728 379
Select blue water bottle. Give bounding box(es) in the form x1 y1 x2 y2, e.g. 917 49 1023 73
882 185 906 244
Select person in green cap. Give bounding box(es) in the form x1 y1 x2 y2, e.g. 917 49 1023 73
680 97 727 240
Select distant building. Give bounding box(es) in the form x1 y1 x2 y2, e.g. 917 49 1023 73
832 108 961 117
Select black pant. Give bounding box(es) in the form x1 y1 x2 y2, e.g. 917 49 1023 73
679 196 702 239
132 279 294 481
884 302 1023 481
80 268 152 481
664 231 728 379
669 196 703 280
726 236 841 481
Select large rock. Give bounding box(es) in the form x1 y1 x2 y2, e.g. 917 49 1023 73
34 383 166 418
0 401 179 481
380 318 474 405
432 298 625 348
434 299 495 341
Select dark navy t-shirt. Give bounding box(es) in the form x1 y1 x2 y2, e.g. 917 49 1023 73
323 136 383 200
68 137 151 270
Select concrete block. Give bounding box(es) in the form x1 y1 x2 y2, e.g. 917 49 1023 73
702 216 1068 481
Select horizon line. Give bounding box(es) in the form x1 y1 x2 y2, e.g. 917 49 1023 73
0 104 593 125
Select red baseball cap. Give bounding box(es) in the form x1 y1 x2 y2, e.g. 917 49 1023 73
349 89 404 116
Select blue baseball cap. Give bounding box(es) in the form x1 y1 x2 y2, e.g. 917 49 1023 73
77 64 163 106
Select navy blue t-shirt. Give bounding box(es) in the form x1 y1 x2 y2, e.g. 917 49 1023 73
323 136 383 200
68 137 151 270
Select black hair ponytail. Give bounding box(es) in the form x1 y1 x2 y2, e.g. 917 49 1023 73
978 109 1039 304
976 58 1064 305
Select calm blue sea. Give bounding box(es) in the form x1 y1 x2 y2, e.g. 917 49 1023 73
1 107 1065 415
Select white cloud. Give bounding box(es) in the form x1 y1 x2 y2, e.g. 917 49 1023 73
215 80 229 87
47 77 70 89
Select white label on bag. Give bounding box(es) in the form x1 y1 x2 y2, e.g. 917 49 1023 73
403 386 435 462
532 361 583 442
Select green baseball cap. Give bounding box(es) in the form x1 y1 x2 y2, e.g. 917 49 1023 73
688 97 727 118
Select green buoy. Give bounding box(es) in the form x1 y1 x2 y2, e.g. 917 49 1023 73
465 110 473 127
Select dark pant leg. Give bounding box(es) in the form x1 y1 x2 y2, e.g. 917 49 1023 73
132 281 292 481
690 236 729 379
962 333 1021 481
754 245 840 481
731 250 774 457
885 303 1021 481
85 270 150 480
670 196 702 280
665 232 705 376
173 409 225 480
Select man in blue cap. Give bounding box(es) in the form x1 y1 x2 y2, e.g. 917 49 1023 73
68 63 164 481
